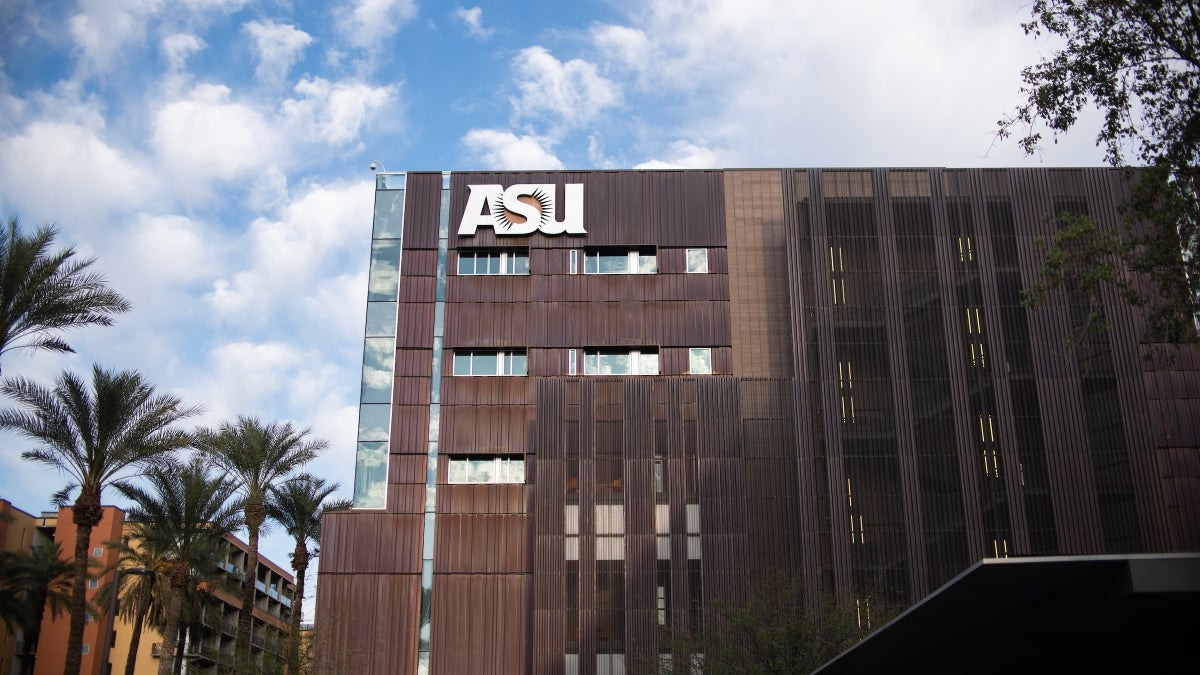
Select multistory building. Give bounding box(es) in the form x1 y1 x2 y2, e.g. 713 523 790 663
316 168 1200 674
10 505 295 675
1 499 51 675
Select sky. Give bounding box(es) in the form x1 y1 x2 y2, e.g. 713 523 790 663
0 0 1107 620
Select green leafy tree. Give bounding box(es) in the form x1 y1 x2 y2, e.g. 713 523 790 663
194 416 326 672
0 366 199 675
0 540 73 675
115 458 243 675
998 1 1199 344
643 573 892 675
265 474 351 675
0 217 131 374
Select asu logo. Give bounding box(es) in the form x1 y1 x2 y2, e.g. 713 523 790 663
458 183 586 236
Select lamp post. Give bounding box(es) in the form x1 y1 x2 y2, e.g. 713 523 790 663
101 567 154 675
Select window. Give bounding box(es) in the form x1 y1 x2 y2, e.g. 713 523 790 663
568 348 577 375
584 248 656 274
686 248 708 273
457 249 529 275
86 611 94 622
452 350 527 376
81 644 90 655
584 349 659 375
830 245 847 304
688 348 713 374
92 547 103 557
447 456 526 484
88 579 98 589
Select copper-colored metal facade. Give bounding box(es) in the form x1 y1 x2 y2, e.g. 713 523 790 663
316 168 1200 674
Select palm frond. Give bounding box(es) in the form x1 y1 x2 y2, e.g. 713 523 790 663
51 483 78 507
0 216 131 370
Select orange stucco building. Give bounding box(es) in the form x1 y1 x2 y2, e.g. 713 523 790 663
31 505 126 675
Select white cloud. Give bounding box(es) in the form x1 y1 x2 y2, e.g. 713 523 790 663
201 341 306 420
116 213 222 289
337 0 418 49
206 180 373 325
244 21 313 85
282 77 397 147
589 0 1105 167
150 84 281 199
69 0 162 75
454 6 495 39
510 46 622 130
0 121 155 226
180 0 249 10
461 129 564 170
634 140 720 169
161 33 205 72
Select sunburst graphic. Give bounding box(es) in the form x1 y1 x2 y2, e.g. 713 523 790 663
492 188 554 233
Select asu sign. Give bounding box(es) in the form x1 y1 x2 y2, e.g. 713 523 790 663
458 183 586 236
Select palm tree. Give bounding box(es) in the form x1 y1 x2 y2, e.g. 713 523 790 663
266 474 351 674
0 216 131 374
115 458 242 675
97 537 171 675
194 417 326 671
0 365 199 675
0 540 73 675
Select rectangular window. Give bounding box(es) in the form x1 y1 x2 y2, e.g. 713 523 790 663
584 248 657 274
688 348 713 375
81 644 90 655
570 249 578 274
568 348 577 376
447 456 526 484
685 248 708 273
88 579 98 589
92 547 103 557
457 249 530 275
452 350 527 376
584 349 659 375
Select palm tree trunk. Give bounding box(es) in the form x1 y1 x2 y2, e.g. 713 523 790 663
157 588 184 675
123 604 148 675
66 493 102 675
172 625 186 675
236 504 265 672
19 587 48 675
287 544 309 675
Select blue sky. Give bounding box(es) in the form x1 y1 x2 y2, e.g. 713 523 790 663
0 0 1105 618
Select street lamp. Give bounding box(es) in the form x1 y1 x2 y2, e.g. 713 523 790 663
101 567 155 675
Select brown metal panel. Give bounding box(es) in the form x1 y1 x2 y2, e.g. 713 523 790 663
396 302 435 348
375 513 424 573
389 454 428 484
398 276 436 303
393 376 431 406
447 274 531 304
442 376 535 406
319 512 423 574
401 249 438 276
395 350 433 377
429 574 528 675
438 484 527 515
391 405 430 454
404 172 444 250
724 169 794 378
442 404 531 454
388 483 424 514
313 572 422 675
